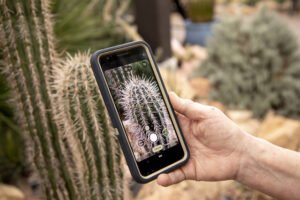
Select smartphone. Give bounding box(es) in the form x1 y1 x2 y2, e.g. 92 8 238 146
90 41 189 183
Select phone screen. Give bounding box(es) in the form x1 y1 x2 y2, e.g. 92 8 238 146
100 46 184 176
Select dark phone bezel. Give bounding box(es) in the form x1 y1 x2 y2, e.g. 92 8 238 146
99 46 185 176
90 41 190 183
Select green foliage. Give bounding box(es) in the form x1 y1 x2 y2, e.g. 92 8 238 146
197 9 300 119
0 0 123 199
132 60 153 79
0 74 25 183
52 0 130 54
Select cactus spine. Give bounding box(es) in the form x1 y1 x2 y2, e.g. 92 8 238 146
120 77 175 160
0 0 73 198
105 65 133 98
0 0 123 199
53 53 123 200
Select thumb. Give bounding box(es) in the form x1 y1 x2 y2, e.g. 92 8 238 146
157 169 186 186
168 92 211 120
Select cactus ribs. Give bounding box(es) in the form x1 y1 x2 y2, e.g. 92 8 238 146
104 60 179 162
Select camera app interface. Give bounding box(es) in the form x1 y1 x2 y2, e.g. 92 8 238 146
103 48 179 162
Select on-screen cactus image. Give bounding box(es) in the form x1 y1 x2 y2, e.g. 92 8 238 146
104 60 179 162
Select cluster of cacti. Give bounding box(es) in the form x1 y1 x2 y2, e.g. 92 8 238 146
0 0 124 199
196 9 300 119
120 77 177 161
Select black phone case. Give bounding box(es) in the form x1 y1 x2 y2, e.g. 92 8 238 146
90 41 190 183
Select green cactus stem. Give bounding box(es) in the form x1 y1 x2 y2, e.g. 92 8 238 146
0 0 123 199
0 0 75 198
53 53 123 200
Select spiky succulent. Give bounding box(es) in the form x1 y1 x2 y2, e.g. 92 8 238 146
0 0 123 199
105 65 133 98
197 9 300 119
120 77 176 161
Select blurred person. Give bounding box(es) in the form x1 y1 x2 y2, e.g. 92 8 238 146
157 92 300 200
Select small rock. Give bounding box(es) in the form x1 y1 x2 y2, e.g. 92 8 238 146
0 184 24 200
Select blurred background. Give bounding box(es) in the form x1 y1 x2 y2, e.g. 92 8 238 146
0 0 299 199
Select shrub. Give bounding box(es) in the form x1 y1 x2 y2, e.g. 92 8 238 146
197 9 300 119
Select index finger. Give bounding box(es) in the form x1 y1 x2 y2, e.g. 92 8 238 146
168 92 211 120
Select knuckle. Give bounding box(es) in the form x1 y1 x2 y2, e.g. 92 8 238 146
184 99 194 107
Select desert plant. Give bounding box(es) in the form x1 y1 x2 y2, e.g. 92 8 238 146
196 9 300 119
120 77 175 157
0 0 123 199
53 53 123 200
52 0 132 54
105 64 133 113
105 60 153 106
105 65 133 98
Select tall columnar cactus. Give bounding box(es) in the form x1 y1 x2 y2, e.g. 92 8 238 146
196 9 300 119
0 0 70 198
53 53 123 200
120 77 175 160
0 0 123 199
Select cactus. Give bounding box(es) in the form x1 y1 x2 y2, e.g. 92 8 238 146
196 9 300 119
105 65 133 113
105 65 133 98
0 0 123 199
105 60 153 101
53 53 123 200
120 77 177 161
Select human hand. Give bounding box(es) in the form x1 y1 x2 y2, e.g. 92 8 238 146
157 92 250 186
